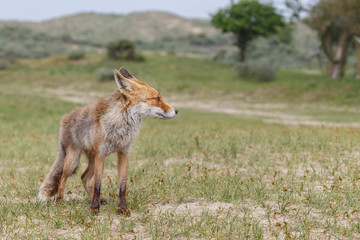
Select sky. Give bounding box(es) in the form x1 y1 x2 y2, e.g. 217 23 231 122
0 0 313 22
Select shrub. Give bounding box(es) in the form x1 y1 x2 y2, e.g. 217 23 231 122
96 68 114 82
68 50 85 60
106 40 145 62
237 61 277 82
2 47 28 59
213 49 227 61
0 60 11 70
166 49 176 56
134 54 145 62
188 34 215 46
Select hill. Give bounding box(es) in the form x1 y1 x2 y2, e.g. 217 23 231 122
34 11 218 44
0 11 320 66
0 11 219 45
0 11 227 58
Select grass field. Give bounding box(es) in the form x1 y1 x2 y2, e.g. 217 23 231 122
1 53 360 239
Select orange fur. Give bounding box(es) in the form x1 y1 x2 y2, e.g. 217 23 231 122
38 67 178 215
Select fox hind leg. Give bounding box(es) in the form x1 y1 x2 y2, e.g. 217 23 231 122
55 146 81 202
81 151 95 197
81 151 108 205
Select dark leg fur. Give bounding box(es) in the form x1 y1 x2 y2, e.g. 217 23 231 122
90 179 101 213
90 155 105 213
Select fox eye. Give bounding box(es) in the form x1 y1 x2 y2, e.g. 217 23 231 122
155 97 161 102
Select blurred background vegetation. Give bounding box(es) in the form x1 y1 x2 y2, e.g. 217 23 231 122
0 0 359 81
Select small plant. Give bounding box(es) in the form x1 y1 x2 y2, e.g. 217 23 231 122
67 50 85 60
96 68 115 81
237 61 277 82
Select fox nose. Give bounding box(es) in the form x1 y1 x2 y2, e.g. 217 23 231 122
175 109 178 115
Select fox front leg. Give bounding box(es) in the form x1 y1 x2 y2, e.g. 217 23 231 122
117 152 130 216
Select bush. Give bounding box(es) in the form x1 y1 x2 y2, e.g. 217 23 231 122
0 60 11 70
134 54 145 62
68 50 85 60
213 49 227 61
96 68 114 82
237 61 277 82
2 47 28 59
188 34 215 46
106 40 145 62
166 49 176 56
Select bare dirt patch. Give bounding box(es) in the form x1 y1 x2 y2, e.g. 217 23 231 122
152 201 235 217
42 88 104 104
174 100 360 127
149 200 353 239
39 87 360 127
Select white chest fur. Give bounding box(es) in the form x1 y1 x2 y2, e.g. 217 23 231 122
99 104 142 156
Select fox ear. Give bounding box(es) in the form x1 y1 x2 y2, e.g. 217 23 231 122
119 67 146 86
119 67 134 79
114 70 132 91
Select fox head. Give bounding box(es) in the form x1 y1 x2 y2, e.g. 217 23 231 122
114 67 178 120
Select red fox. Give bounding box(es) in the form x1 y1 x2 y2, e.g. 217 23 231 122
38 67 178 215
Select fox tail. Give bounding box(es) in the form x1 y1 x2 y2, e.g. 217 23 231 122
38 143 66 201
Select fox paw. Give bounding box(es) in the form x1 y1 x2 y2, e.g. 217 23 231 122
90 207 100 215
100 198 108 205
117 208 131 217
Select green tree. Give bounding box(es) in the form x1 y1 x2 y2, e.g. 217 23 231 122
211 0 285 62
356 36 360 78
306 0 360 78
285 0 305 22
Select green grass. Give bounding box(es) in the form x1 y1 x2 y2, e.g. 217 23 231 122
1 54 360 239
2 53 360 105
